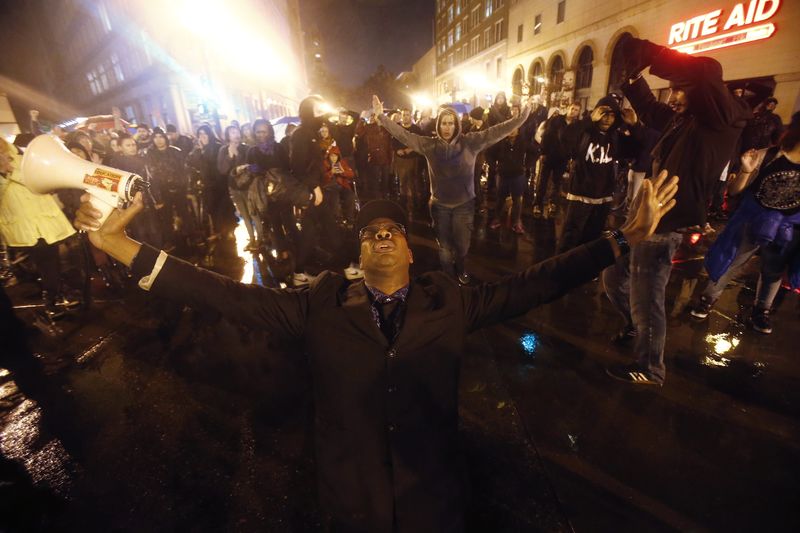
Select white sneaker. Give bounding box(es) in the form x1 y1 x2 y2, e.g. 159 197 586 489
344 265 364 280
292 272 310 286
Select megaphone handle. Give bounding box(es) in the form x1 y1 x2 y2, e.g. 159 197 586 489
87 193 117 229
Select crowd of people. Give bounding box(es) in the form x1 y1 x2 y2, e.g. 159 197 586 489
1 37 798 370
1 33 798 532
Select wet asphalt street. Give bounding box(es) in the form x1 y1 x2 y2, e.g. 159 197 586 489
1 206 799 532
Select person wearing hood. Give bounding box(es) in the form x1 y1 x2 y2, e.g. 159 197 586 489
290 95 336 286
187 125 235 237
536 102 581 218
323 144 356 224
485 92 513 198
602 37 751 386
557 96 643 253
373 94 532 283
146 127 189 247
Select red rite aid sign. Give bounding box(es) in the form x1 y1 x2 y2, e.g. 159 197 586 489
668 0 780 54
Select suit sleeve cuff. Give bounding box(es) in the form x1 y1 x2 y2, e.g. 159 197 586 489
130 244 169 292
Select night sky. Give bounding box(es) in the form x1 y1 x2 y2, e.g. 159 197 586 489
299 0 434 87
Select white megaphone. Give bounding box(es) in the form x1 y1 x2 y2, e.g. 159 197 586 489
20 134 146 227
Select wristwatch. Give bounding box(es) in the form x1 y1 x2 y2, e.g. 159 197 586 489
603 229 630 257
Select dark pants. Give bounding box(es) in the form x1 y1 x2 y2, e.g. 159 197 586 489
602 232 683 382
264 200 298 253
324 185 356 223
495 174 526 226
394 157 422 213
295 203 341 273
23 239 62 295
365 164 391 200
557 200 611 254
537 158 566 209
430 199 475 277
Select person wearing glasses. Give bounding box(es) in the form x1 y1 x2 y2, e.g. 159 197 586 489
73 171 678 532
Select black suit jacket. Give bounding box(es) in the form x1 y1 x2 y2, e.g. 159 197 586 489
131 238 615 532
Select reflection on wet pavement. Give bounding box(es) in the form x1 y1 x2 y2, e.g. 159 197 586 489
1 208 798 531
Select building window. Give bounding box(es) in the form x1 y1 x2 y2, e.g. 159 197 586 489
455 22 461 42
97 63 110 91
530 61 544 95
448 30 453 48
496 57 502 79
576 46 593 89
517 24 523 43
485 0 493 18
456 0 461 16
557 1 566 24
494 19 504 41
484 27 491 48
111 53 124 82
471 35 479 56
86 72 100 95
448 5 453 24
471 6 480 28
549 55 564 90
534 14 542 35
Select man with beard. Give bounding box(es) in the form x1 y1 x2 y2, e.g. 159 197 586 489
602 36 751 385
75 165 678 532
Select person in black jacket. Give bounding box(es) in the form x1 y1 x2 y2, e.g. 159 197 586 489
75 166 678 533
187 125 235 237
602 36 751 385
740 97 783 153
328 108 360 170
536 102 581 218
290 95 337 286
146 127 189 247
557 96 642 253
489 104 529 234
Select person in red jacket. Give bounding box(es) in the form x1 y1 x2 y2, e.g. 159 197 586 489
322 145 356 225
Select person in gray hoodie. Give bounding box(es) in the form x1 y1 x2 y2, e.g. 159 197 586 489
373 95 531 283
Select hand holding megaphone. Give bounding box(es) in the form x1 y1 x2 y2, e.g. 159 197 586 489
74 192 144 251
20 135 147 228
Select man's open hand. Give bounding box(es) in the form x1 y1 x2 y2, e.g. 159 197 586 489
620 169 679 245
372 95 384 118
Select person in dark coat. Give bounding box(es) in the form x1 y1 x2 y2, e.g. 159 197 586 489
165 124 194 160
290 95 339 286
489 104 529 234
740 97 784 153
557 96 643 253
75 165 679 533
536 102 581 218
146 127 189 246
218 125 261 250
114 133 162 248
187 125 235 236
602 36 751 386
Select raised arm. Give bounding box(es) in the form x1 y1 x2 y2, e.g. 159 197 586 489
373 96 429 155
622 76 675 132
467 105 531 152
74 194 308 337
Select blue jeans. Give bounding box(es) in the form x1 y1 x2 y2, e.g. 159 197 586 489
602 231 683 382
430 199 475 277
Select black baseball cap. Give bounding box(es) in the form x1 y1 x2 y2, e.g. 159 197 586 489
356 200 408 231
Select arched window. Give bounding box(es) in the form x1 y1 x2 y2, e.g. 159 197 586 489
549 55 564 90
529 61 544 95
607 32 632 94
512 67 524 96
576 46 593 89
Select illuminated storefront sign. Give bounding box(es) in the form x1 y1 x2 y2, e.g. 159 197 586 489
668 0 780 54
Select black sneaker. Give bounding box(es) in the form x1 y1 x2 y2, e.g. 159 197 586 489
606 364 662 386
690 296 714 319
749 308 772 334
611 324 637 345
